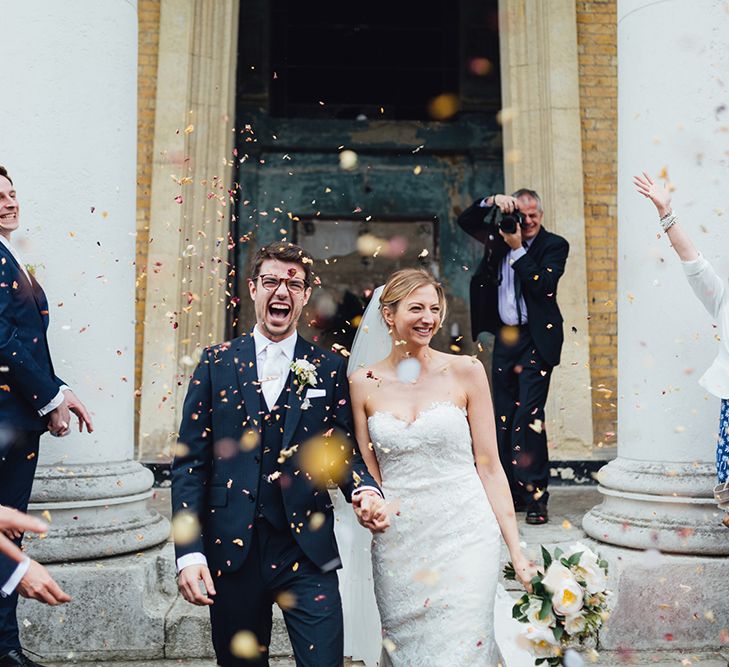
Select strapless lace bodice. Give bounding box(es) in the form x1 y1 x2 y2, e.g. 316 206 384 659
367 402 502 666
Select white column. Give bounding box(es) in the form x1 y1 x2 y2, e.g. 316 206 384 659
583 0 729 554
0 0 168 560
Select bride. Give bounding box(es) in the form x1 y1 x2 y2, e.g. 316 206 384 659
337 268 535 666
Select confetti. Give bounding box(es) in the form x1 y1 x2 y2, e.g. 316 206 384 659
171 511 200 546
427 93 459 120
230 631 260 659
396 358 421 383
339 150 358 171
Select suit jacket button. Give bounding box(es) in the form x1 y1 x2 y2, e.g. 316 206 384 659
254 455 261 463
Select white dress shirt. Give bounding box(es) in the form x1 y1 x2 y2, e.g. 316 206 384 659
0 235 67 415
177 327 381 573
498 242 531 326
1 557 30 597
477 198 531 326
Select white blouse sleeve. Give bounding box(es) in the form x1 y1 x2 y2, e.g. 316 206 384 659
682 253 726 321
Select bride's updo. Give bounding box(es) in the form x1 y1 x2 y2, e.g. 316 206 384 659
379 268 447 323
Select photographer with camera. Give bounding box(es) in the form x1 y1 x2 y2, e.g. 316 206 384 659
457 189 570 524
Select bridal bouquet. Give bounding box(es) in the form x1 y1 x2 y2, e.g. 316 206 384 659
504 542 611 665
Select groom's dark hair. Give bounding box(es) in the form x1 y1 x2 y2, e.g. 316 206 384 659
0 166 12 185
250 242 314 285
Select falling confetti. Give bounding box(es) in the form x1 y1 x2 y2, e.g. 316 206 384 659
230 630 259 659
396 358 421 383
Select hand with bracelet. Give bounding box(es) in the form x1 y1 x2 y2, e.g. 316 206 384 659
633 171 698 261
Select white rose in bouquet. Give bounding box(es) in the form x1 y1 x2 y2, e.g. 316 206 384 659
552 577 584 617
517 625 562 659
526 598 555 629
564 542 608 594
564 612 587 635
541 561 572 593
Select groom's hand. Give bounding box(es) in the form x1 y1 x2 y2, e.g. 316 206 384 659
178 564 216 605
353 491 390 533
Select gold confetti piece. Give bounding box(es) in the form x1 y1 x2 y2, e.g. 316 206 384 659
183 124 194 135
309 512 326 531
413 165 422 175
230 630 260 659
339 150 358 171
41 510 52 523
171 511 200 546
505 149 522 165
240 430 259 452
382 637 397 654
276 590 297 610
299 430 350 488
413 569 440 586
292 562 299 572
528 419 543 434
627 292 635 303
418 249 429 258
562 519 572 529
496 107 517 125
427 93 459 120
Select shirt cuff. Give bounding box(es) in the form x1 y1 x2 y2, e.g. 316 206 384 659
38 389 65 417
681 252 708 276
510 247 527 262
176 552 208 573
1 557 30 597
352 486 383 499
478 198 490 208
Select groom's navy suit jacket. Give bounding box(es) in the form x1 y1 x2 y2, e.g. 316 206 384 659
0 241 63 593
171 333 379 574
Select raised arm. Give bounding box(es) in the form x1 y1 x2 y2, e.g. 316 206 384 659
461 357 536 590
633 171 698 261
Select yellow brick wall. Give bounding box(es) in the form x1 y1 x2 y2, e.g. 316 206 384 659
135 0 160 450
576 0 618 450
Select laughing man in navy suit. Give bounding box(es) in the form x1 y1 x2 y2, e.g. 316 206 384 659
172 243 387 666
0 166 93 667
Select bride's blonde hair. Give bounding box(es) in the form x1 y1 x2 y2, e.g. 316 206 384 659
379 268 447 324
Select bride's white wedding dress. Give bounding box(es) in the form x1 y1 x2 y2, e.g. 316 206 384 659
368 401 502 665
335 286 532 666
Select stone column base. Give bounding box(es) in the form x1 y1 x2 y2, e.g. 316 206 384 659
25 461 170 562
586 540 729 653
583 458 728 555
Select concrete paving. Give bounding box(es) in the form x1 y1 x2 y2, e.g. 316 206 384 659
84 487 723 667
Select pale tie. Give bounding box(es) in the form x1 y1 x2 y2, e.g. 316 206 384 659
261 344 286 410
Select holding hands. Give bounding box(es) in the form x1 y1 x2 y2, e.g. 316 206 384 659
353 491 390 533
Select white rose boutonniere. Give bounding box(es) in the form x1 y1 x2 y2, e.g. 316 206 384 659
290 358 318 395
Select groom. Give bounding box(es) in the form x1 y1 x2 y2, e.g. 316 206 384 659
171 242 386 666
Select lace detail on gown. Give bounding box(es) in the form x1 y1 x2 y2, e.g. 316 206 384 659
368 402 503 666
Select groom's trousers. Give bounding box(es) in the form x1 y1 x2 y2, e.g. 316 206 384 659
492 325 552 508
0 430 42 654
209 517 343 667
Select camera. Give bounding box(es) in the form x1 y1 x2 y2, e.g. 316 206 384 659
496 209 525 235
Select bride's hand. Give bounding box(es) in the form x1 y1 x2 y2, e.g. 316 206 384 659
512 556 538 593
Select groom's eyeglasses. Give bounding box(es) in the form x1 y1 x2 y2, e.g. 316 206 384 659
254 274 309 294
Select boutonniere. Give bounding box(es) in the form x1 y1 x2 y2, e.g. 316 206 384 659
290 358 319 396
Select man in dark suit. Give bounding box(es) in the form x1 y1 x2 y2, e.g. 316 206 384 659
172 243 386 667
457 189 569 525
0 166 92 667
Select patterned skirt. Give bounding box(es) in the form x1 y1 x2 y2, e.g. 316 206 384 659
718 398 729 483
